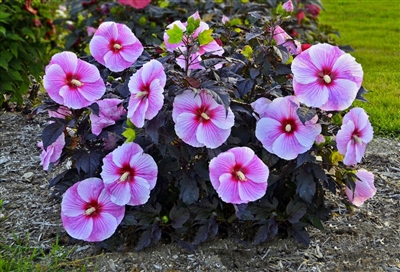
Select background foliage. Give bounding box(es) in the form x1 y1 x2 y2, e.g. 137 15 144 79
0 0 62 106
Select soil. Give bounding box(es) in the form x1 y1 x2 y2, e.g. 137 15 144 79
0 110 399 272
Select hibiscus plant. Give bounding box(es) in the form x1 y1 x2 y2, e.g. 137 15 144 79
34 0 376 251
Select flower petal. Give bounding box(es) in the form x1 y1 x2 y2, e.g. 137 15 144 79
172 90 201 122
86 213 119 242
61 213 93 240
293 80 329 108
127 176 151 206
140 60 166 87
43 64 67 104
309 43 343 71
319 79 358 111
106 180 132 206
238 180 267 203
272 133 302 160
89 36 110 66
218 173 240 204
255 117 282 154
77 178 104 203
175 112 203 147
130 153 158 190
59 85 91 109
209 106 234 130
196 122 230 148
61 183 86 217
209 152 236 190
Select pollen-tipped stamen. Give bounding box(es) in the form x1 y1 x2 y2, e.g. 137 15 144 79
119 171 130 183
353 135 362 144
323 74 331 84
84 207 96 215
285 124 292 132
71 79 83 87
201 112 210 120
236 171 246 181
135 91 148 98
113 43 122 50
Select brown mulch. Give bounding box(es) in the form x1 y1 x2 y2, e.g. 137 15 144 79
0 110 399 271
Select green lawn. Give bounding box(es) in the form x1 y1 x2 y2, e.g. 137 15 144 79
319 0 400 137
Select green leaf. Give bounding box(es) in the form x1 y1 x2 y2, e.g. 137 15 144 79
228 18 242 26
186 17 200 35
0 26 6 36
0 50 13 70
159 0 169 8
8 69 23 81
242 45 253 59
0 12 11 20
126 118 135 129
198 29 214 45
21 27 36 41
166 24 184 44
10 42 18 57
122 127 136 143
6 33 24 41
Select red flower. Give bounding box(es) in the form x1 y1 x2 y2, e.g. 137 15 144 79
296 11 305 24
301 44 311 52
117 0 151 9
305 4 321 18
24 0 37 15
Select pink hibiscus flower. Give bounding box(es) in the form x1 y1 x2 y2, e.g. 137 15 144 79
272 26 301 55
346 169 376 207
90 98 126 136
37 132 65 171
89 22 143 72
336 107 373 166
164 12 224 70
282 0 294 12
291 43 363 111
127 60 166 128
61 178 125 242
117 0 151 9
172 90 235 148
209 147 269 204
255 96 321 160
48 106 72 120
43 51 106 109
100 142 158 206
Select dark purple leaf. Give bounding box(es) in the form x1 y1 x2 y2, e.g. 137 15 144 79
296 168 316 203
286 200 307 224
179 174 199 205
237 79 254 97
355 86 368 102
73 150 103 176
296 107 316 125
253 219 278 245
169 205 190 229
42 121 65 150
288 222 310 246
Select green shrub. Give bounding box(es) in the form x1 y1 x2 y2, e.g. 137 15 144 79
0 0 62 106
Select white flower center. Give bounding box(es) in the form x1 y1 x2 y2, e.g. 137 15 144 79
285 124 292 132
353 135 362 144
84 207 96 216
114 43 122 50
201 112 210 120
236 171 246 181
71 79 83 87
323 75 331 84
119 171 130 182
